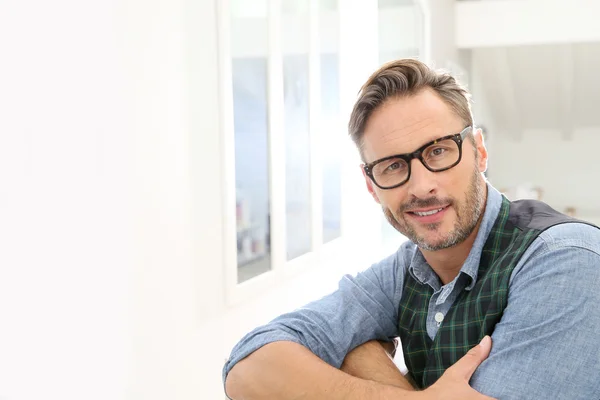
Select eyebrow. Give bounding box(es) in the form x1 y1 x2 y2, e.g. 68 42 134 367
365 126 470 166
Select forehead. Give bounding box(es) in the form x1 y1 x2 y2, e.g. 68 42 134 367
361 88 464 162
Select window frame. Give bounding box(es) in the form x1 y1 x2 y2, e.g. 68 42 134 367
218 0 346 306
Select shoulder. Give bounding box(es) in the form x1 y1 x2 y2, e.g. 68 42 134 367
510 222 600 289
472 226 600 399
538 221 600 255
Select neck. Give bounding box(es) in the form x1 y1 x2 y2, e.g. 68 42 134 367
420 222 480 285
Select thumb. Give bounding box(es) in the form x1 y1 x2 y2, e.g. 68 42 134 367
449 335 492 380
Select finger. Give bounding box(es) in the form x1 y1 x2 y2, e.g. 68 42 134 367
449 335 492 380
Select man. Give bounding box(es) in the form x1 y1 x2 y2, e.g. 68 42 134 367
223 59 600 399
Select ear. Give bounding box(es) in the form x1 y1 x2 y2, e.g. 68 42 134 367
361 165 381 204
473 128 488 173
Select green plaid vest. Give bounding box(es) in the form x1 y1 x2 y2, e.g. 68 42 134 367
398 196 587 388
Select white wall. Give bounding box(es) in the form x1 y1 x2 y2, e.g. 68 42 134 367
456 0 600 48
0 0 214 398
487 128 600 225
0 1 131 399
127 0 218 397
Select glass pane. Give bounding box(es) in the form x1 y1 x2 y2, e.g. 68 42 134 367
231 1 271 283
282 0 309 15
320 0 338 11
320 6 342 243
378 0 415 8
283 4 312 260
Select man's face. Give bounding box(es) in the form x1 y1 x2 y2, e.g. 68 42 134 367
361 88 488 251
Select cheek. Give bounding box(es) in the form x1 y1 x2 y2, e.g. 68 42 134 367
438 162 474 198
438 169 462 189
454 156 477 183
377 188 406 211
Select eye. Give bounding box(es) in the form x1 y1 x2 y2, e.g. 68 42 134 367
383 161 406 173
386 162 401 171
430 147 446 157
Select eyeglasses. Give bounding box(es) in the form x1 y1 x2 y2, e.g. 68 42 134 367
363 126 473 190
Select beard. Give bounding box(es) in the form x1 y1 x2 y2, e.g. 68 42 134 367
383 167 486 251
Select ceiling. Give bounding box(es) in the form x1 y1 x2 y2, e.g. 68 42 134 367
471 42 600 139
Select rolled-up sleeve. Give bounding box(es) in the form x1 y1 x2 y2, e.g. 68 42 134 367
471 223 600 399
222 251 406 384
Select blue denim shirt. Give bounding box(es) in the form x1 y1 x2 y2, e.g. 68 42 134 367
224 184 600 399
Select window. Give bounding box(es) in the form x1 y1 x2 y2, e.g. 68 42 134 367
230 0 271 283
220 0 387 302
320 0 342 243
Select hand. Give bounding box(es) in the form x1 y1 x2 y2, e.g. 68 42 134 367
423 336 496 400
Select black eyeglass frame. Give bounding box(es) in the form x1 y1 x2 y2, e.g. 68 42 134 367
363 126 473 190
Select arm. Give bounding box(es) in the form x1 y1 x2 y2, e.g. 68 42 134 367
470 224 600 399
226 341 410 400
341 339 416 390
223 253 405 398
226 337 495 399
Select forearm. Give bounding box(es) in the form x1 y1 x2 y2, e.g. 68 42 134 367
225 341 420 400
341 340 417 391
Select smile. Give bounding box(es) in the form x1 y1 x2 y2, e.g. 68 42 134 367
413 208 445 217
406 205 450 223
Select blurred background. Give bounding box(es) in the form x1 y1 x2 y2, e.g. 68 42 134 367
1 0 599 399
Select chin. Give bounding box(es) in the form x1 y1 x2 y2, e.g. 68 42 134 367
418 239 459 252
416 228 463 250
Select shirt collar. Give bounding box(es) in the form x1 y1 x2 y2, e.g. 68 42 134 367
408 182 503 291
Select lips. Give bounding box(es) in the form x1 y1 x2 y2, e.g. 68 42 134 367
404 205 450 224
412 207 445 217
406 205 449 215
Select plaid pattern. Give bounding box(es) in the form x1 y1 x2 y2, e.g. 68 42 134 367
397 196 580 388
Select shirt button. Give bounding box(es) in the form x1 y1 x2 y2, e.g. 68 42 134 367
435 312 444 323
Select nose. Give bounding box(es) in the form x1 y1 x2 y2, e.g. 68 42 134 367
406 159 438 198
